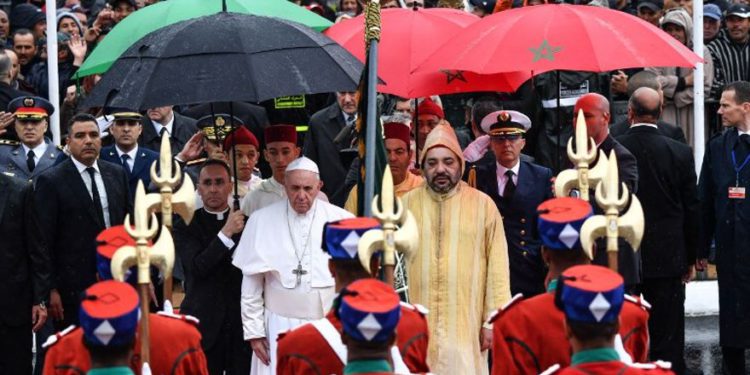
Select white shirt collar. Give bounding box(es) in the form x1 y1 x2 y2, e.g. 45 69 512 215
152 114 175 135
22 142 48 157
342 111 357 124
631 122 659 129
738 128 750 137
71 157 100 174
496 160 520 177
115 145 138 160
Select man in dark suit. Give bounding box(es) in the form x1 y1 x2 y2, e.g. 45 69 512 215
99 109 159 202
610 70 687 143
0 96 63 181
0 50 25 141
0 173 50 373
34 113 130 330
304 91 358 206
573 93 641 289
698 81 750 375
618 88 698 375
140 105 198 155
475 110 552 297
174 159 250 374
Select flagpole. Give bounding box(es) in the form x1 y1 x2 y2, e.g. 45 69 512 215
363 0 381 217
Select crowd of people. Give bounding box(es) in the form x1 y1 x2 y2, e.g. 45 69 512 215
0 0 749 374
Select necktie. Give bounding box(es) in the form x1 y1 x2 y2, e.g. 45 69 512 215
160 126 168 137
736 134 750 163
346 114 356 126
503 170 516 200
26 150 35 172
86 167 106 227
121 154 131 173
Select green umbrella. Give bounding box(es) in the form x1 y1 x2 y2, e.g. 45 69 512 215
74 0 333 78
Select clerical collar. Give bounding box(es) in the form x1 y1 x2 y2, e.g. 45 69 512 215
631 122 658 129
204 207 229 220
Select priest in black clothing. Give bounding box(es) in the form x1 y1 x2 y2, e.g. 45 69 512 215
174 159 250 375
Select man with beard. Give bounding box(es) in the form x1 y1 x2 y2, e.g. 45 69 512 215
401 124 510 374
707 4 750 99
99 109 158 202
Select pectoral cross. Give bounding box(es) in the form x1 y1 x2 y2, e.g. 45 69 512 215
292 262 307 287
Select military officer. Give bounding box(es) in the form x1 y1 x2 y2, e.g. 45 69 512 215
182 114 233 183
0 96 62 182
99 109 159 202
491 197 650 375
549 265 674 375
276 217 430 375
475 110 553 297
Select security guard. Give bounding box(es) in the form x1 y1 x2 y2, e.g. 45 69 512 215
475 110 553 297
490 197 650 375
0 96 62 182
276 218 430 374
549 265 674 375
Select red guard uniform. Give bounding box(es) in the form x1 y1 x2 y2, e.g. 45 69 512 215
277 302 430 375
552 348 674 375
491 286 650 375
43 313 209 375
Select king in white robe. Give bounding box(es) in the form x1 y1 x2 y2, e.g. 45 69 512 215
232 198 352 375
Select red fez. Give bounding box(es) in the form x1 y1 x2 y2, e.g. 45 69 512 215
265 124 297 145
223 127 259 150
417 98 444 119
383 122 411 147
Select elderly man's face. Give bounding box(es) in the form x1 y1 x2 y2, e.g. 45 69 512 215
490 135 525 168
704 17 721 40
67 120 102 166
146 106 173 123
198 164 232 212
285 170 323 214
337 91 359 115
423 147 462 194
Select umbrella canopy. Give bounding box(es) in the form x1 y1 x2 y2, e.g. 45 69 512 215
324 8 531 97
415 4 702 75
75 0 333 78
84 12 362 110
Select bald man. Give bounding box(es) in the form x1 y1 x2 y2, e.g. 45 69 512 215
573 93 640 290
617 88 699 374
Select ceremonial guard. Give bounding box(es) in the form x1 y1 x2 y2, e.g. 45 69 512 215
475 110 553 297
276 217 430 374
548 265 674 375
337 279 404 375
99 109 158 202
0 96 62 181
491 197 650 375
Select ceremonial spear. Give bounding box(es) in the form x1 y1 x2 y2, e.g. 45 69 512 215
554 110 609 200
110 181 175 367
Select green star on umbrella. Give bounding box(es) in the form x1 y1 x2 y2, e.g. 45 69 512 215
530 40 562 62
74 0 332 78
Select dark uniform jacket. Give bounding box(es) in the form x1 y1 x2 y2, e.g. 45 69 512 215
698 128 750 347
0 174 49 326
476 160 552 297
0 140 64 182
618 125 699 278
139 112 198 155
100 145 159 202
611 119 687 143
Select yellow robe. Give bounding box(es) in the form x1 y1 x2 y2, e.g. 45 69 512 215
401 181 511 375
343 172 424 214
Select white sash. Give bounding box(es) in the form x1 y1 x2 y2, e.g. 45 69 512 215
310 318 411 374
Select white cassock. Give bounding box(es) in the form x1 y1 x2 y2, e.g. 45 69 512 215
240 177 328 218
232 198 353 375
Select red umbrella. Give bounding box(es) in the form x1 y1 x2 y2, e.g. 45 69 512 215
324 7 532 97
414 4 702 75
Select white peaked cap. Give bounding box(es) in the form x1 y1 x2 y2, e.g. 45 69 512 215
286 156 320 174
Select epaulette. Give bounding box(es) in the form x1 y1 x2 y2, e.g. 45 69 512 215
0 139 19 146
400 301 429 316
630 360 672 370
42 325 76 348
186 157 207 166
539 364 561 375
624 294 652 310
156 311 200 326
487 293 524 324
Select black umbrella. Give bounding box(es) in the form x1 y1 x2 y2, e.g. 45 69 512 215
84 12 363 110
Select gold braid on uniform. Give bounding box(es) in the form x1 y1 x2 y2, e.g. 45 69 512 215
467 165 477 188
364 1 382 52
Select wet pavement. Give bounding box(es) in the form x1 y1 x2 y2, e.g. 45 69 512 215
685 315 750 374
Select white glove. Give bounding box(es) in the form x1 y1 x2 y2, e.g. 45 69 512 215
463 135 490 162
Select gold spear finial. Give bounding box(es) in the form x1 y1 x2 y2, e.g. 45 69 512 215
554 110 609 200
580 151 645 271
357 166 419 286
